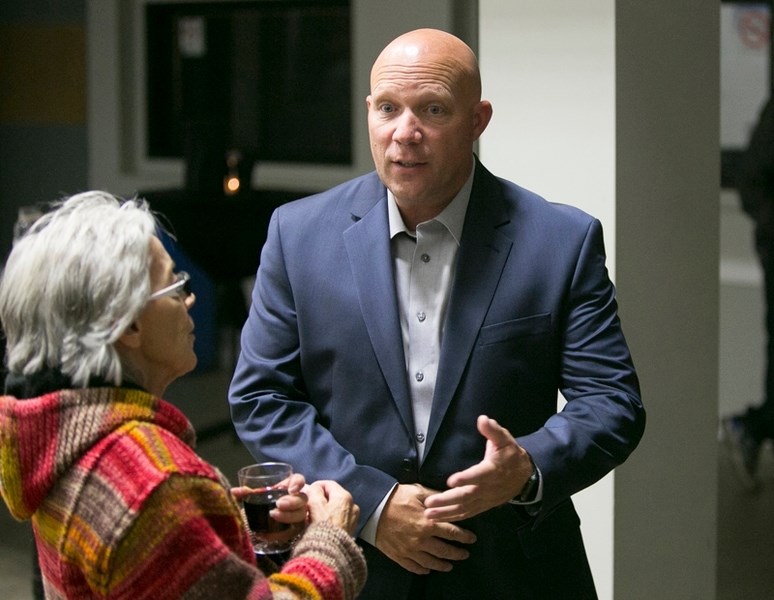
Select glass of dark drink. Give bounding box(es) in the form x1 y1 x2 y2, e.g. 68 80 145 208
237 462 301 555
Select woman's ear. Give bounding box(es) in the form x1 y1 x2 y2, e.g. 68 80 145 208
116 322 142 350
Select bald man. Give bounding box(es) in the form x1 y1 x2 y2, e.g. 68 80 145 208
230 29 645 599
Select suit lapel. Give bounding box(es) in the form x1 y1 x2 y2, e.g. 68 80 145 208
343 185 414 436
425 163 514 453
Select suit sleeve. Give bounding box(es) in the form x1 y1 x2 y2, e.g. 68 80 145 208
516 218 645 510
228 209 397 534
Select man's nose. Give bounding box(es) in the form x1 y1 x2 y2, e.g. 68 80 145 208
392 111 422 144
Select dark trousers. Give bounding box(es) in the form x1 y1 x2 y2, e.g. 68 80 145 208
748 230 774 441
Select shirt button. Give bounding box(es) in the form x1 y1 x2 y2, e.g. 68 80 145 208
421 253 430 263
416 432 425 443
415 372 424 382
417 311 426 322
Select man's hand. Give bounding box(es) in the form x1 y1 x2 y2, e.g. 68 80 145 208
375 483 477 574
423 415 534 522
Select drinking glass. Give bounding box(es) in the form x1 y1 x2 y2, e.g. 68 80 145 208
237 462 301 555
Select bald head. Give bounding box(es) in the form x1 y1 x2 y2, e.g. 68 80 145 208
366 28 492 224
370 29 482 104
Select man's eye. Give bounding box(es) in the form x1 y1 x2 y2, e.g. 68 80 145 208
428 105 444 115
379 103 395 114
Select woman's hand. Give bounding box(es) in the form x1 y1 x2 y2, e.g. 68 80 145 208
232 472 308 526
305 480 360 535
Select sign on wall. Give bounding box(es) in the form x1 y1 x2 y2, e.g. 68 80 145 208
721 1 771 187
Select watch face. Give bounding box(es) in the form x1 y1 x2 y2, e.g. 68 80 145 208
520 471 538 502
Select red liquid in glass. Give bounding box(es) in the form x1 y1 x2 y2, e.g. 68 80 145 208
243 488 290 535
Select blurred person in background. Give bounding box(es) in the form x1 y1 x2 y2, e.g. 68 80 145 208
723 97 774 490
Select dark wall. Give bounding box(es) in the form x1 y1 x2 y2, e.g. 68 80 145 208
0 1 87 379
0 1 88 264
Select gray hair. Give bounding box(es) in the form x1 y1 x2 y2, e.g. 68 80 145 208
0 191 160 387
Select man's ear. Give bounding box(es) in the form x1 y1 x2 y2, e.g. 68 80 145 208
116 322 142 350
472 100 493 141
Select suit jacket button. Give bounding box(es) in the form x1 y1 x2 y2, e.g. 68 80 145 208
401 458 413 472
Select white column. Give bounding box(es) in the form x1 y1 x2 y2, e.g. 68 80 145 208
479 1 719 598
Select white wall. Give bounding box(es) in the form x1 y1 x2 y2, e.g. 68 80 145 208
478 3 617 597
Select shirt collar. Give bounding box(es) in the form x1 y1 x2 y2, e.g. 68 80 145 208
387 162 475 245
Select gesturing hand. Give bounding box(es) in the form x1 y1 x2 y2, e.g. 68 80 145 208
423 415 534 522
375 483 477 575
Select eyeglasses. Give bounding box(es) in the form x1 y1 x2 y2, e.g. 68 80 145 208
149 271 192 301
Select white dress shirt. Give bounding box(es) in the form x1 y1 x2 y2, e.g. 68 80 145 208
388 175 472 462
360 167 474 545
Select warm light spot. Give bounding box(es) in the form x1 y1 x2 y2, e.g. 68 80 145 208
224 176 240 195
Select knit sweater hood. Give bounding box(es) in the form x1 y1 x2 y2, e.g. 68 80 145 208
0 386 196 520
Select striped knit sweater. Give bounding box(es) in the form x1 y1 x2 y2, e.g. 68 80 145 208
0 386 366 599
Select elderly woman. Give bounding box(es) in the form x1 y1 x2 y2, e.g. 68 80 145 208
0 191 366 599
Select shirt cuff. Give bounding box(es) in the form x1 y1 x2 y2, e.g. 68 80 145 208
359 483 397 546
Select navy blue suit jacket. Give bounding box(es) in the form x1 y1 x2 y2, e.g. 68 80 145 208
229 159 644 598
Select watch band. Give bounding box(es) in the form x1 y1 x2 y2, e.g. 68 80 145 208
508 464 539 505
